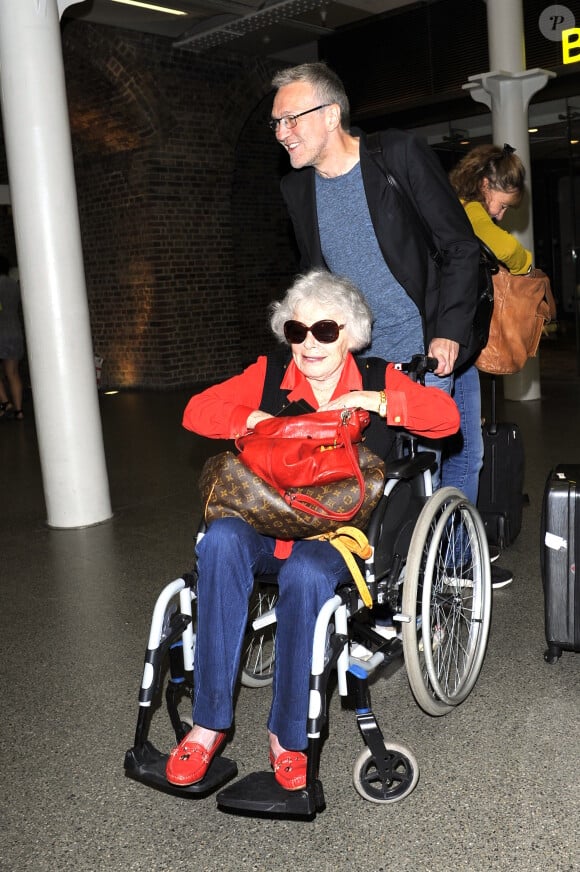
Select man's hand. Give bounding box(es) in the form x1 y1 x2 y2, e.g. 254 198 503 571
428 338 459 376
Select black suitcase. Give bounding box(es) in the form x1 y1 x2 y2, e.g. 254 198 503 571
477 376 526 548
541 465 580 663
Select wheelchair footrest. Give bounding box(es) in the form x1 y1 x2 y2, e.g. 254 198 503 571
124 740 238 797
217 771 324 818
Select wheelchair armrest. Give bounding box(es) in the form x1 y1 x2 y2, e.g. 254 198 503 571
384 451 437 481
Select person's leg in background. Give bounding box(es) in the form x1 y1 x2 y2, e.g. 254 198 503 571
3 358 23 418
0 365 10 414
442 364 512 589
422 370 454 489
441 364 482 504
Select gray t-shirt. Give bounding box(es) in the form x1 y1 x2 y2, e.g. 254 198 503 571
316 161 424 362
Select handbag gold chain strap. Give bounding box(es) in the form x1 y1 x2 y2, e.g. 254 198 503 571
311 526 373 607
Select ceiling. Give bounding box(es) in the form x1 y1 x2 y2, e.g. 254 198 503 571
63 0 419 62
63 0 580 163
417 98 580 165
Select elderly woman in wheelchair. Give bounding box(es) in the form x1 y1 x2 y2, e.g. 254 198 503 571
161 269 465 796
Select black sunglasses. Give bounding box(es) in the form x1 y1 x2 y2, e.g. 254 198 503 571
283 319 345 345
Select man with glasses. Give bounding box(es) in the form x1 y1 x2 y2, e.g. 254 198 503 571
269 62 512 588
269 64 480 488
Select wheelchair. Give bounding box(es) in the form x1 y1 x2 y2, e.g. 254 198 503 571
124 358 492 818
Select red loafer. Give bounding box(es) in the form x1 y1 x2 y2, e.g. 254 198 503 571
269 749 307 791
166 730 227 786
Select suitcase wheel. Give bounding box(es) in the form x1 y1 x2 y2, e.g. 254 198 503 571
544 643 562 665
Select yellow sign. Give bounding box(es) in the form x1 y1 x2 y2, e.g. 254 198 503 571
562 27 580 63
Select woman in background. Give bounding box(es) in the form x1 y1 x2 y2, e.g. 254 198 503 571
0 255 24 420
448 143 532 590
450 143 532 274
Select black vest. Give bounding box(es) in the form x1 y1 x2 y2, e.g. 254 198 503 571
259 351 399 462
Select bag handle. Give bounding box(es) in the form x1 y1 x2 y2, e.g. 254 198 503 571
366 131 443 269
311 526 373 607
367 133 500 281
478 238 500 275
283 419 365 520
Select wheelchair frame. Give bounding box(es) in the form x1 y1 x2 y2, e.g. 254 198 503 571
125 443 492 818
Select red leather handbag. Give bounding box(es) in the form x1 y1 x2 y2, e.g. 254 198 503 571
235 408 372 521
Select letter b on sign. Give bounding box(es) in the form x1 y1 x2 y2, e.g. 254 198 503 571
563 28 580 63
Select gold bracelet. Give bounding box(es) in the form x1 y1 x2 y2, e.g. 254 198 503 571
378 390 387 419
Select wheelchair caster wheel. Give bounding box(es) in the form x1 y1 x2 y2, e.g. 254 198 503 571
352 740 419 804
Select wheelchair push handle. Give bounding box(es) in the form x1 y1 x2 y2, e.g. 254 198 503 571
395 354 438 384
392 355 438 460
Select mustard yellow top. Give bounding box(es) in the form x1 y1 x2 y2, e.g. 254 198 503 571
463 200 533 275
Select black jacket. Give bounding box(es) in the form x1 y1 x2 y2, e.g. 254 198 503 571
280 128 481 368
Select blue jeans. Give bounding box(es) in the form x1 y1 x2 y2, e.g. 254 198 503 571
422 370 454 490
422 366 483 502
441 364 483 505
193 517 352 750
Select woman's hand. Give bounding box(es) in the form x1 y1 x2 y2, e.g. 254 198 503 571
246 409 274 430
318 390 380 414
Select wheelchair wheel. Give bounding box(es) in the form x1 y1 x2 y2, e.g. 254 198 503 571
352 741 419 804
402 487 492 716
240 581 278 688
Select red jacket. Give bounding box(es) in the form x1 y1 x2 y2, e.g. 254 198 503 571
183 353 459 440
184 353 459 557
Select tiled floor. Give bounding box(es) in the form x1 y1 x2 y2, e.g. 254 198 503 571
1 334 579 872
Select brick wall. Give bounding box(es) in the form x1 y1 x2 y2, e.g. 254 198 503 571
233 90 300 368
59 22 297 389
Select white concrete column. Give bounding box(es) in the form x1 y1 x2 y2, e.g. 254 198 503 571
485 0 526 73
464 0 555 401
0 0 112 527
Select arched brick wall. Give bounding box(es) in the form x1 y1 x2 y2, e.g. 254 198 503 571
233 89 298 368
59 22 296 389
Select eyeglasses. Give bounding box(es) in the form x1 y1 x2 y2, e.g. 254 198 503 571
268 104 331 133
284 319 345 345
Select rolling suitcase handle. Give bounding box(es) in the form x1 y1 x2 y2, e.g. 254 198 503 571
489 375 498 436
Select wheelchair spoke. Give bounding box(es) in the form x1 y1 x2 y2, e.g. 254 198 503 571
402 488 492 716
240 583 278 688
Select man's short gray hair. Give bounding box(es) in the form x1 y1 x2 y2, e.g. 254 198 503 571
271 62 350 131
270 270 372 352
